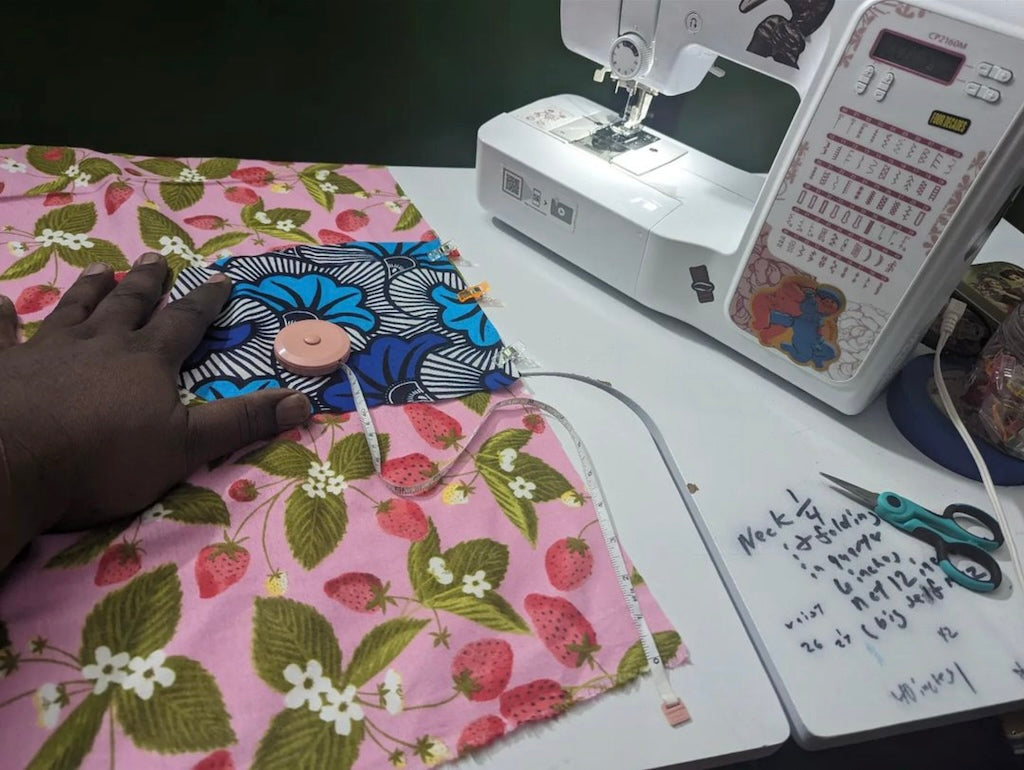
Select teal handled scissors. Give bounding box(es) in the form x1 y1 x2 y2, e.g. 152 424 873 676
821 474 1005 593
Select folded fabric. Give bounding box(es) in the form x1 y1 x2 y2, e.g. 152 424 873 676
172 242 518 412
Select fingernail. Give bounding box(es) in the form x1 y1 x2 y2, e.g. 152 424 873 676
82 262 109 276
276 393 311 428
137 252 161 266
206 273 230 285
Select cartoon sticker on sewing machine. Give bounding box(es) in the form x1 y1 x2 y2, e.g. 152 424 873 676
740 0 837 69
478 0 1024 415
750 274 845 370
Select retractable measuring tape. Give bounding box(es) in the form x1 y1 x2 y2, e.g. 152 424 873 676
272 317 690 725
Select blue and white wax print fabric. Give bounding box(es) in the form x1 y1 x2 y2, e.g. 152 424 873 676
170 241 518 412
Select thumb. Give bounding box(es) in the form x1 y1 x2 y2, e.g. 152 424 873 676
0 295 18 350
184 390 311 470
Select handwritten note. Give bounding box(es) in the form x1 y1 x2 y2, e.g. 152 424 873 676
737 489 964 657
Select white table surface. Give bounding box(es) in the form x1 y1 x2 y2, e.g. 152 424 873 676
393 166 791 769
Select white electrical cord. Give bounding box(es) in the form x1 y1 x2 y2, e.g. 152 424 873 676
934 299 1024 594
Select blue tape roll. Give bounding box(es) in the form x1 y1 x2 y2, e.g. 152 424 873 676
886 355 1024 485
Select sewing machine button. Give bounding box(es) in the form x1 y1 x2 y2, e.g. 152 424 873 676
873 88 887 102
881 71 895 86
855 81 868 94
860 65 875 81
992 66 1013 83
980 86 1001 103
977 61 993 77
966 81 981 97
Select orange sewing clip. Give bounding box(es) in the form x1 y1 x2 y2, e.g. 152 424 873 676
457 282 490 303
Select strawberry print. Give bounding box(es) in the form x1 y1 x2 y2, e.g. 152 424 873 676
451 638 513 701
224 186 259 205
194 534 251 598
522 413 546 434
193 749 236 770
404 404 463 449
230 166 274 186
104 181 133 215
43 192 73 207
323 572 395 613
376 498 428 541
184 214 227 230
94 541 143 586
457 715 505 753
545 537 594 591
524 594 601 668
318 228 353 245
278 427 302 442
499 679 568 725
381 453 436 488
113 271 128 283
15 285 60 314
264 570 288 597
335 209 369 231
420 229 438 242
441 481 473 505
228 479 258 502
41 148 63 161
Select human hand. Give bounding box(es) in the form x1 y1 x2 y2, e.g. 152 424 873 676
0 254 310 566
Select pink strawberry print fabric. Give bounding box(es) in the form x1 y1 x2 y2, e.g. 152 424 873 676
0 144 686 770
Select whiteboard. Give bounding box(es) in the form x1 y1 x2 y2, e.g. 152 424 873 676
692 425 1024 747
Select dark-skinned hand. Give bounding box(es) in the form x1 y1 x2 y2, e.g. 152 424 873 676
0 253 310 570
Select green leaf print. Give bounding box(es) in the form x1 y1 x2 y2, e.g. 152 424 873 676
327 432 389 481
476 429 532 461
45 518 134 569
261 227 318 245
252 597 343 692
504 452 573 502
0 248 51 280
114 655 236 752
133 158 188 177
78 158 121 183
158 483 230 526
160 181 205 211
240 200 265 228
19 320 42 340
395 182 405 197
263 207 311 227
79 564 181 662
197 231 250 256
435 538 509 598
459 391 490 416
25 692 111 770
253 707 363 770
615 631 683 686
26 146 74 175
24 177 71 197
0 143 24 149
477 464 538 546
326 174 362 195
432 593 530 634
237 439 318 479
393 202 422 231
407 520 443 601
284 485 348 569
299 175 333 211
56 238 129 270
35 202 96 236
138 206 195 251
196 157 239 179
344 618 429 688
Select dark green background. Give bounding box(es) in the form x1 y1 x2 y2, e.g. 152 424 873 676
2 1 1019 226
1 3 1022 768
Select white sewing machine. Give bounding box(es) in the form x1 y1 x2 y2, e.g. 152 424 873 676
477 0 1024 414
